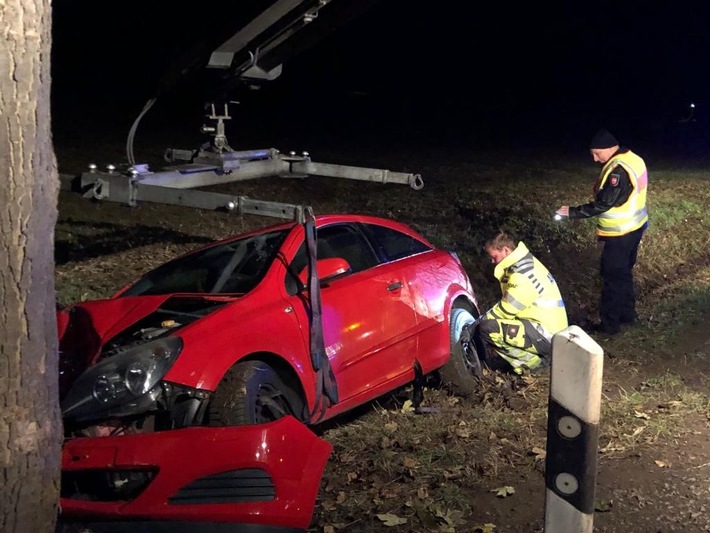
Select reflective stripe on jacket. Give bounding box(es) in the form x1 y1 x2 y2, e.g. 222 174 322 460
485 242 568 335
595 150 649 237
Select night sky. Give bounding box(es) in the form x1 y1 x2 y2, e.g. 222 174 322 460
51 1 710 162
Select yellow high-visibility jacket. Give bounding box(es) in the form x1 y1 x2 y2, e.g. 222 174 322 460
486 242 568 334
595 150 649 237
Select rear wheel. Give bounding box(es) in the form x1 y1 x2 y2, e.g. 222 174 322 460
207 360 303 426
439 304 482 397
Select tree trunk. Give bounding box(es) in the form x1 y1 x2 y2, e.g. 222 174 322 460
0 0 62 532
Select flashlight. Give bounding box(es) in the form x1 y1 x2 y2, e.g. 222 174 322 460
553 213 563 221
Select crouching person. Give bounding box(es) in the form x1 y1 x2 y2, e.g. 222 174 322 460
478 231 568 375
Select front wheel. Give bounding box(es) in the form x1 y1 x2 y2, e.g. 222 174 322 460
439 305 482 397
207 360 304 426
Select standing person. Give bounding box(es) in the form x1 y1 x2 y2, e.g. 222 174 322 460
475 232 568 375
555 129 649 335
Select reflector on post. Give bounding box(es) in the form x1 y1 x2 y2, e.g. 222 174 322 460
544 325 603 532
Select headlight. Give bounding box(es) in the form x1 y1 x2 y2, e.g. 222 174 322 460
61 336 183 423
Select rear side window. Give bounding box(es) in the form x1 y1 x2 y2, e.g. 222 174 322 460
364 223 431 261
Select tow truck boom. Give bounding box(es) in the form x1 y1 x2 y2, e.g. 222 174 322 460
61 0 423 221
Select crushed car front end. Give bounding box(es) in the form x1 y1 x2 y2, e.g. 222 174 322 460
57 297 332 532
60 416 332 532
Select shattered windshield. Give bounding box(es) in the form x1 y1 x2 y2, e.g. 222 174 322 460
121 230 289 296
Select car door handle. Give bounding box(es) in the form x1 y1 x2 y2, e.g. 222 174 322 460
387 281 403 292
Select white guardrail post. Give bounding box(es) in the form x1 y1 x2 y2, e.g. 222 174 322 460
544 325 604 532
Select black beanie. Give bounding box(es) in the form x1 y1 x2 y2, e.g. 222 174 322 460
589 129 618 149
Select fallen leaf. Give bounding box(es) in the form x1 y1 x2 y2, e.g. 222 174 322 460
630 426 645 437
633 410 650 420
531 446 546 461
414 506 439 529
443 468 462 479
455 426 472 438
599 442 626 453
403 456 418 469
655 460 671 468
595 499 613 512
401 399 415 413
491 485 515 498
473 523 497 532
384 421 399 432
339 452 357 464
322 500 336 511
434 507 464 527
336 491 346 504
376 512 407 526
324 525 335 533
380 487 400 499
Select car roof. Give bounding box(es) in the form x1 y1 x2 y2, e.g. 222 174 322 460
160 213 434 268
215 213 429 245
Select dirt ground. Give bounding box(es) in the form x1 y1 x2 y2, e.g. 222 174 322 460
473 334 710 533
307 320 710 533
53 127 710 533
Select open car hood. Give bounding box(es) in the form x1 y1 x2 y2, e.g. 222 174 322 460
59 294 237 342
57 294 236 399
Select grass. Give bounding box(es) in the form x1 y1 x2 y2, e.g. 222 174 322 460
54 149 710 532
599 371 710 458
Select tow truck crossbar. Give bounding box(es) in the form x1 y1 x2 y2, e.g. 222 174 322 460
59 171 309 223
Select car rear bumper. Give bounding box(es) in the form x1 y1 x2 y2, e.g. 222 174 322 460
59 416 332 531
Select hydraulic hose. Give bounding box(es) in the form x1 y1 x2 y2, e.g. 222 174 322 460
126 97 157 166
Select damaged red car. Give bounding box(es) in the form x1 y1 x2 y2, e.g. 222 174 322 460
57 213 482 532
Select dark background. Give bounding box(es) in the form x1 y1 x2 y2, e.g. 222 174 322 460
51 0 710 166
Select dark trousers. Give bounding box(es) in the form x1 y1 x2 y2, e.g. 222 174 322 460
599 225 645 329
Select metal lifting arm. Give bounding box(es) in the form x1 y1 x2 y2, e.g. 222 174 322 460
59 169 312 224
205 0 384 85
208 0 331 82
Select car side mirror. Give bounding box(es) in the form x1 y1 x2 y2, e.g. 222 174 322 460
299 257 352 287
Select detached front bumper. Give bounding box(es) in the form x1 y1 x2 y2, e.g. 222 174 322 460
59 416 332 532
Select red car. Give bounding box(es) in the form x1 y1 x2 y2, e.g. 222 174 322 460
57 213 482 532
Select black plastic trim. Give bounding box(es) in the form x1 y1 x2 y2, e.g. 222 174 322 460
168 468 275 504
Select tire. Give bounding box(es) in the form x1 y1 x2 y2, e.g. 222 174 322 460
439 304 482 397
207 360 303 426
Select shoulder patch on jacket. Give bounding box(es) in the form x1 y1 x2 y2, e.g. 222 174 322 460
609 174 620 186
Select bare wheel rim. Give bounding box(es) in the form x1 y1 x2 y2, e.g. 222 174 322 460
254 383 293 423
452 308 479 372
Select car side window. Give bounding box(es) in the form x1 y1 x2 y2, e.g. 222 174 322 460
363 223 431 262
286 224 379 294
318 225 379 272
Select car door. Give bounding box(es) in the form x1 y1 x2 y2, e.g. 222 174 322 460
284 223 419 406
360 222 448 368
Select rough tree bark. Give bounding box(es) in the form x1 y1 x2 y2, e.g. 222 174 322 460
0 0 62 532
